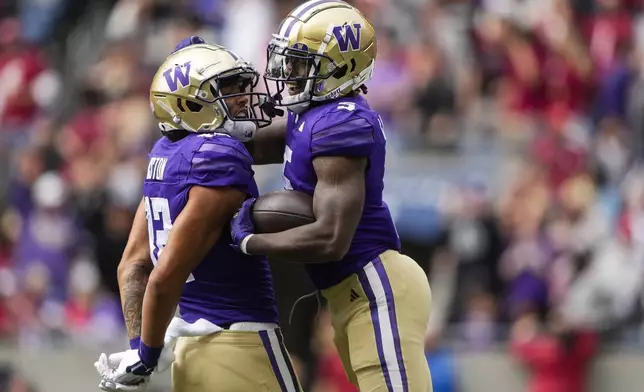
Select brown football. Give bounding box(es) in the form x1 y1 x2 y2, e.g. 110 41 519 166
253 190 315 233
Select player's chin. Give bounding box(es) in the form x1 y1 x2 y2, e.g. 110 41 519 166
286 84 302 96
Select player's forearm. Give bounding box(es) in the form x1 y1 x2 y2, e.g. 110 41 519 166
245 118 286 164
139 209 225 347
247 221 348 263
140 272 183 348
118 261 153 341
246 157 364 262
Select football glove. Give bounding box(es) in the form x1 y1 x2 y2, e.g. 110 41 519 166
230 198 257 255
95 349 153 392
96 314 218 390
95 336 174 392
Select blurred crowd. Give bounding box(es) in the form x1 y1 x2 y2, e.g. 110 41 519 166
3 0 644 390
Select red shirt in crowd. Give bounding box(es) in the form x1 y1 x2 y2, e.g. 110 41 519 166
582 10 633 77
512 331 598 392
531 133 588 192
0 47 47 128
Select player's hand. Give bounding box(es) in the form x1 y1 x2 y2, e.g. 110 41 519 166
95 350 154 392
173 36 205 53
230 198 256 254
96 344 175 375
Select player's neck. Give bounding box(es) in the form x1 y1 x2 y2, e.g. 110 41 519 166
163 130 191 142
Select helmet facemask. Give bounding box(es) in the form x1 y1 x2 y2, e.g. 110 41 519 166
205 68 272 130
264 36 339 114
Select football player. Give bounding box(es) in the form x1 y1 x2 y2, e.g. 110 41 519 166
230 1 433 391
95 42 302 392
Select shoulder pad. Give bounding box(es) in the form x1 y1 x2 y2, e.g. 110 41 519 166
188 135 254 191
310 105 376 157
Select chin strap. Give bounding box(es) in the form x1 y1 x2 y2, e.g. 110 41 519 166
222 118 257 142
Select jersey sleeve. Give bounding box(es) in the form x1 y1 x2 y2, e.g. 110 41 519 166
310 113 377 158
188 137 254 193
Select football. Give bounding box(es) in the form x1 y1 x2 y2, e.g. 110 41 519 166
253 190 315 233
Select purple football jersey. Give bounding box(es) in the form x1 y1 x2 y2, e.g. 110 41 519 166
144 133 278 325
282 95 401 289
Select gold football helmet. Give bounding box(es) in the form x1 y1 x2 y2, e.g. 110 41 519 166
264 0 377 113
150 43 271 141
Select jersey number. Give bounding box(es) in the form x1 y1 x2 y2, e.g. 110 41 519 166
282 146 293 190
144 196 195 283
337 102 356 111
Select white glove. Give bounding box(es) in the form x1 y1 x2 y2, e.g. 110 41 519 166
95 324 181 391
96 316 221 390
94 350 151 392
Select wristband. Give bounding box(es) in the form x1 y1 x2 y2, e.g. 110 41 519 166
129 336 141 350
138 341 163 368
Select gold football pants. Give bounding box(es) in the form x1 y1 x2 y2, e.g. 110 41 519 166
322 250 433 392
172 328 302 392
